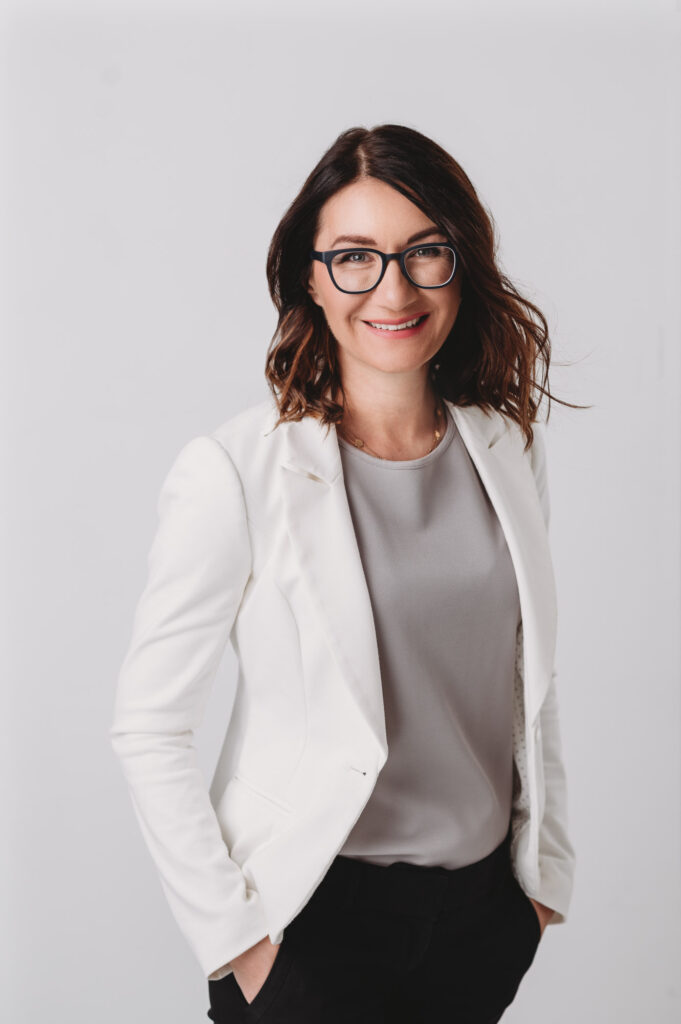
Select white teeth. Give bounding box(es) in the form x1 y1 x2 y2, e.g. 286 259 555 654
368 316 424 331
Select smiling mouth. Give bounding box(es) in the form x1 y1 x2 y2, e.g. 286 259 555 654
363 313 430 332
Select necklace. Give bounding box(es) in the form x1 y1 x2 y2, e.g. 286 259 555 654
338 397 445 461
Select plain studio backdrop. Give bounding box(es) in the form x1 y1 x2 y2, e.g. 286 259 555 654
1 0 679 1021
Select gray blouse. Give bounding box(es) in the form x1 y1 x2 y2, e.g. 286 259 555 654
337 402 521 869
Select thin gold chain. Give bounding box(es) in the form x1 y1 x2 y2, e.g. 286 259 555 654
338 397 445 460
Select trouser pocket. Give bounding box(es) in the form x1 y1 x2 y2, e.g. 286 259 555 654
207 940 294 1024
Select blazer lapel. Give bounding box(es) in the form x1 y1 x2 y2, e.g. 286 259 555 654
449 403 557 726
279 414 388 755
278 401 557 751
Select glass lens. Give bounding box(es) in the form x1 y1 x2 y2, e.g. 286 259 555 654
405 245 455 287
330 250 382 292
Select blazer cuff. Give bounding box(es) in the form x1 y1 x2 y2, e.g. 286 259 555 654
528 848 576 925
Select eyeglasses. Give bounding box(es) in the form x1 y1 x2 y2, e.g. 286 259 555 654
309 242 458 294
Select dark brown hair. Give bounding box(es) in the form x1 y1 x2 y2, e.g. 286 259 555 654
265 123 585 450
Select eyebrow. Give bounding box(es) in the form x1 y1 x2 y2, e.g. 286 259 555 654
328 226 445 249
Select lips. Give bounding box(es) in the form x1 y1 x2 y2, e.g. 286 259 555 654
361 313 431 338
362 313 430 326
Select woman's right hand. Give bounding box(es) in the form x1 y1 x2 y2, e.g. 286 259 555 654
231 935 282 1004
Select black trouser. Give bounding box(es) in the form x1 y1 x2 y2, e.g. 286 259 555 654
207 827 542 1023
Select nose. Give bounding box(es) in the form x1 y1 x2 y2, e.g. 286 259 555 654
374 255 417 305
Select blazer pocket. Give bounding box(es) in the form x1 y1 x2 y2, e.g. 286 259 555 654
232 773 294 816
215 772 294 863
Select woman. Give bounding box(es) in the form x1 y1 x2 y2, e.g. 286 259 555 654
110 123 578 1023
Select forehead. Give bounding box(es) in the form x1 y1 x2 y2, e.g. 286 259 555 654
315 178 434 245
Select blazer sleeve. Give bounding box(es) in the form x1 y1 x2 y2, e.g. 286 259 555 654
109 435 270 978
529 423 577 924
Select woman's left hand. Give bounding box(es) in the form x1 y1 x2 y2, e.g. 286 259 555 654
528 898 553 938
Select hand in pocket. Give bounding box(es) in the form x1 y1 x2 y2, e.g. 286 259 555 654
232 936 283 1004
527 896 553 939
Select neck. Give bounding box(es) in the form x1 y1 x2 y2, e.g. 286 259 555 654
336 367 443 461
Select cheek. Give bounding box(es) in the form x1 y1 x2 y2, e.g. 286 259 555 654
326 298 365 331
440 289 462 326
316 280 350 321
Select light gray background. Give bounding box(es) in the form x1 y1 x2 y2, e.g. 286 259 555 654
2 1 680 1021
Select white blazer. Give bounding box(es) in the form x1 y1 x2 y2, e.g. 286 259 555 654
110 394 576 981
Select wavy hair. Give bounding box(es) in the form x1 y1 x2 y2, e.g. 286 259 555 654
264 123 585 451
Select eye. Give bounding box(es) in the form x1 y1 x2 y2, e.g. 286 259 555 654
336 251 371 264
413 246 442 257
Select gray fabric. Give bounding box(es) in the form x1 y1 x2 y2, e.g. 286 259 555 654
337 403 521 869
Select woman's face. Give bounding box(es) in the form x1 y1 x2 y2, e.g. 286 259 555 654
307 177 462 385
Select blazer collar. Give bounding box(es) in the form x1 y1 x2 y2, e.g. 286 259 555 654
278 399 507 484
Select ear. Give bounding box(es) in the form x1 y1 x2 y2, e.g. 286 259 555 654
306 271 322 307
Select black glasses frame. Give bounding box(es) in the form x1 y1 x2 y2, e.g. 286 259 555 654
309 242 458 294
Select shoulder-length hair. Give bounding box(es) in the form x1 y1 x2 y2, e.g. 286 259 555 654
264 123 583 451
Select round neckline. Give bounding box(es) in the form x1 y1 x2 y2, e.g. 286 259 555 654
337 403 456 470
